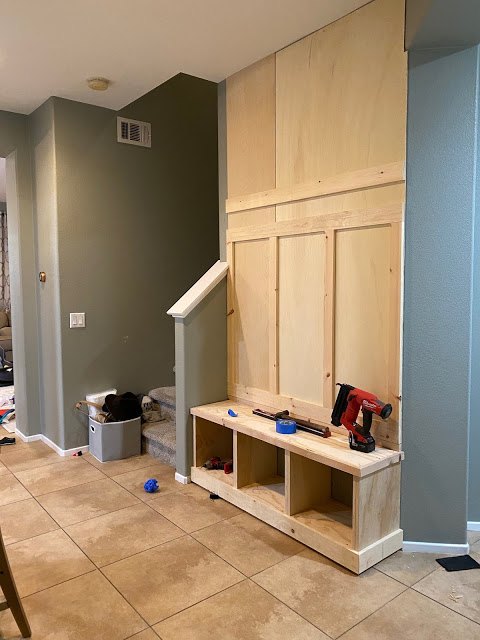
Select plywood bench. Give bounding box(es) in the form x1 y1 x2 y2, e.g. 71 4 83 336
190 400 403 574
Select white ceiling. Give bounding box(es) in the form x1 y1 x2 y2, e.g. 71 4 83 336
0 0 370 115
0 158 5 202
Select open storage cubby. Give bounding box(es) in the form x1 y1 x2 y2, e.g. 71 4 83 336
236 434 285 512
287 453 353 548
193 416 234 486
190 401 403 573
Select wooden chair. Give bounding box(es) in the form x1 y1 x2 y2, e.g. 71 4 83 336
0 528 31 638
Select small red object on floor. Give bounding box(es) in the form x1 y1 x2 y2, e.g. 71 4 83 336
224 459 233 474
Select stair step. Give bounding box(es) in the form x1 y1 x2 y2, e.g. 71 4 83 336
142 419 176 468
148 386 175 408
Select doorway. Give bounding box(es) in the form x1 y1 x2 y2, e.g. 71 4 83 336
0 157 17 434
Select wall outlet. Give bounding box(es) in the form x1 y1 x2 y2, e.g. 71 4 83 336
70 313 86 329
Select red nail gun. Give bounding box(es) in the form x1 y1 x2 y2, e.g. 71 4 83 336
331 383 392 453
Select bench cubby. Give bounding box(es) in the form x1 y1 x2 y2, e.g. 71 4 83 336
190 401 403 573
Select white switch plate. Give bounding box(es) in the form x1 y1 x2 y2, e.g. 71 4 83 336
70 312 86 329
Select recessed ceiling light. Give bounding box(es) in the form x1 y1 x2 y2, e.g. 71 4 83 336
87 77 110 91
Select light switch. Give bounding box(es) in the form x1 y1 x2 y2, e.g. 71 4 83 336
70 313 86 329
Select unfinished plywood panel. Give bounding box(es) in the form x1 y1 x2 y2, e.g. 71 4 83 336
278 233 325 404
228 208 276 230
275 184 406 222
234 239 269 390
354 464 401 549
194 417 233 468
275 0 406 220
227 55 276 198
335 226 390 399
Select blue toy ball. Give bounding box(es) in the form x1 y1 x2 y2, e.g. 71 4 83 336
144 478 159 493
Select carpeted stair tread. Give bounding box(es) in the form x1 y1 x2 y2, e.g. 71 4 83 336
142 418 176 467
148 386 175 408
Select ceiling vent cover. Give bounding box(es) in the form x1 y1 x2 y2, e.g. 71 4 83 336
117 117 151 148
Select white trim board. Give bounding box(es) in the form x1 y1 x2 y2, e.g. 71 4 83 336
167 261 228 318
175 472 191 484
15 429 89 456
468 522 480 532
403 541 470 554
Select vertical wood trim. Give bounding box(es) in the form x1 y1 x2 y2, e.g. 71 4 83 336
323 230 335 407
269 236 279 393
352 476 360 550
285 450 292 515
389 222 401 438
227 242 236 388
233 431 239 489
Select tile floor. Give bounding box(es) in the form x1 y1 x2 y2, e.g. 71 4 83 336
0 430 479 639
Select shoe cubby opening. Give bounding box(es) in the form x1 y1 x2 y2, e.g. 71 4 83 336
287 453 353 547
236 433 286 512
193 417 234 486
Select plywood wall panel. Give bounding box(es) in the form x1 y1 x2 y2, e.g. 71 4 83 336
275 184 406 222
227 55 276 198
275 0 406 219
228 207 276 229
278 233 325 404
335 226 390 398
234 239 270 390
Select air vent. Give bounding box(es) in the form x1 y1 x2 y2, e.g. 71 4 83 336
117 117 151 148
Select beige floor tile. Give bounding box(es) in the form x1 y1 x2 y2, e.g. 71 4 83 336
414 552 480 624
65 503 184 566
84 451 156 476
127 630 160 640
471 539 480 553
154 580 328 640
192 512 305 576
341 589 480 639
5 529 94 596
375 549 447 586
0 497 59 545
0 472 31 506
468 529 480 545
0 440 64 472
252 549 406 638
37 477 140 526
0 459 10 475
14 457 105 496
102 535 243 625
0 570 147 639
112 463 185 501
149 483 240 533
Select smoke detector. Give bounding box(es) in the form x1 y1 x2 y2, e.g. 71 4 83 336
87 77 110 91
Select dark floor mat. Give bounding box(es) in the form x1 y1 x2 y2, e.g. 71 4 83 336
436 555 480 572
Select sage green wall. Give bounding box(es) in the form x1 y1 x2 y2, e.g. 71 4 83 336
0 110 41 437
175 280 227 478
51 74 218 449
30 99 65 446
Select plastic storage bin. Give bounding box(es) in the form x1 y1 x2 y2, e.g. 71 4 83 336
89 416 141 462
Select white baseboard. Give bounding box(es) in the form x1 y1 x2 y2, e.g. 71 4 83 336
403 541 470 554
175 472 191 484
42 435 89 457
15 429 42 443
468 521 480 532
14 429 89 457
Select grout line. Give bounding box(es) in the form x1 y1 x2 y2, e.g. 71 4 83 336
4 524 60 548
95 531 188 570
14 566 97 600
251 579 336 639
334 587 409 639
410 583 480 627
59 520 152 630
147 578 249 628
